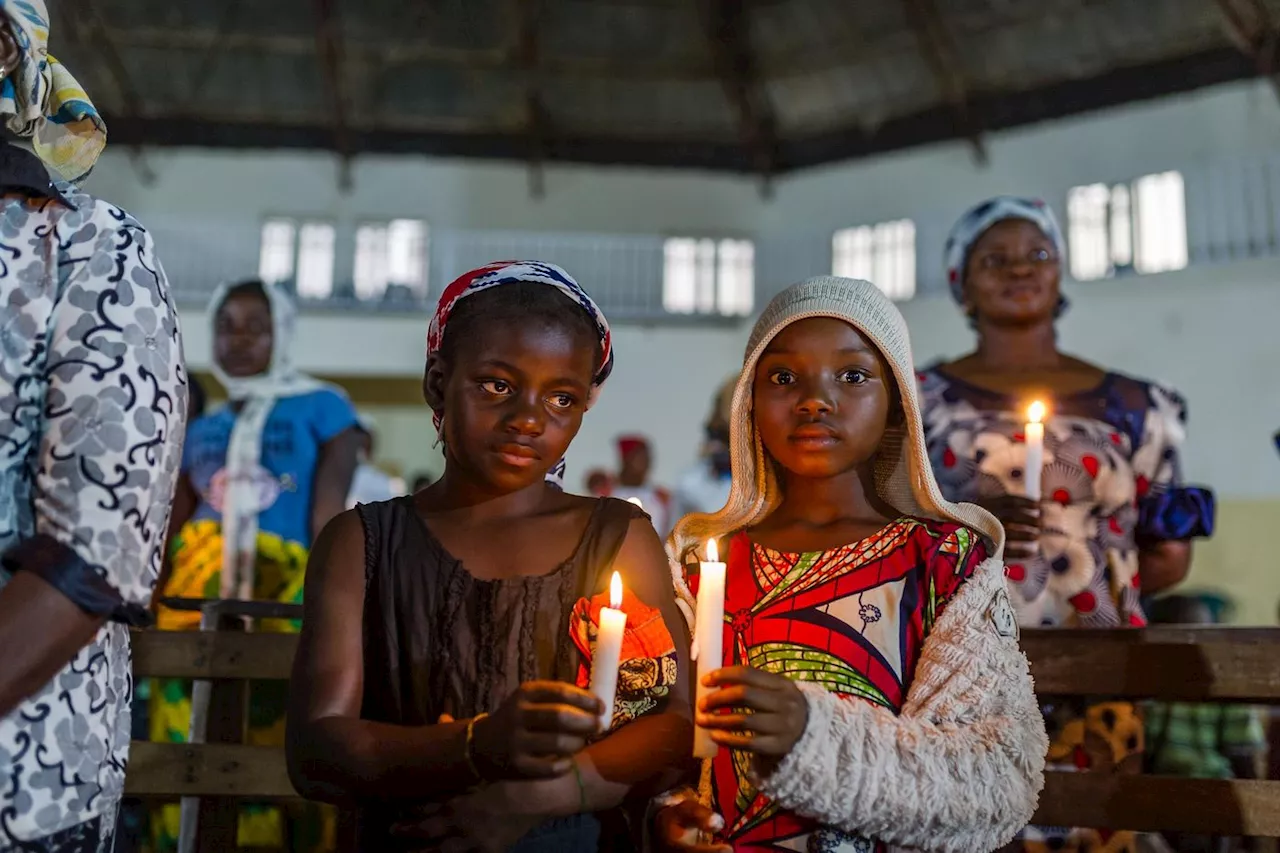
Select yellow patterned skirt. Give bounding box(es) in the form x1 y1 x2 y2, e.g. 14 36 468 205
149 519 332 852
1007 700 1145 853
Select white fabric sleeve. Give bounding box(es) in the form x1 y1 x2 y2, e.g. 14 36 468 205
756 557 1048 853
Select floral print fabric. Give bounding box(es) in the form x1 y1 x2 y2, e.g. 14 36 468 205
0 813 112 853
569 585 679 731
917 367 1214 628
0 149 185 845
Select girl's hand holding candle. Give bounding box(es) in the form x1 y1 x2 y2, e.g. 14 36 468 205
588 571 627 728
693 539 726 759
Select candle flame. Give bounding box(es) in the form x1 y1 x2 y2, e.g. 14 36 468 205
609 571 622 609
706 538 719 563
1028 400 1046 424
626 497 644 510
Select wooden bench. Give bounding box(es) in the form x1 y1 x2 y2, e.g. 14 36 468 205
127 621 1280 845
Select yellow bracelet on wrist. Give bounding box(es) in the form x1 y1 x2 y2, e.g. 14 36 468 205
464 712 488 782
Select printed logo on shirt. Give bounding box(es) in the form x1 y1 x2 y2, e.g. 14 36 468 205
207 465 283 515
989 587 1019 640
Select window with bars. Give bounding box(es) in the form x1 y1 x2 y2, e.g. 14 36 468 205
258 217 336 299
662 237 754 316
1067 171 1187 281
832 219 916 300
353 219 429 300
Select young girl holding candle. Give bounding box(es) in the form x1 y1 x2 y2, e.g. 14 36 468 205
286 261 692 852
655 276 1048 853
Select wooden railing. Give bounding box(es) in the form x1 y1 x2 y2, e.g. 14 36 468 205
128 622 1280 846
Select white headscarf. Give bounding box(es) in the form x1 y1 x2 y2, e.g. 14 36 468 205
208 280 324 601
669 276 1005 617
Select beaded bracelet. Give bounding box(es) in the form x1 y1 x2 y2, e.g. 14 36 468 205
464 713 488 782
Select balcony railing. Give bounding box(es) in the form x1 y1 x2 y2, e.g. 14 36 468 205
145 148 1280 328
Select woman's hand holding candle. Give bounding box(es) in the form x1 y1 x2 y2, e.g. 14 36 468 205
972 400 1045 563
975 494 1041 562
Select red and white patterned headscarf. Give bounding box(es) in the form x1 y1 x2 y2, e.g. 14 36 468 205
426 260 614 487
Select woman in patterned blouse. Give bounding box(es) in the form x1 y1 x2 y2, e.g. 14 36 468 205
918 195 1216 853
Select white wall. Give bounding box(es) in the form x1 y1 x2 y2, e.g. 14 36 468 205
86 149 764 234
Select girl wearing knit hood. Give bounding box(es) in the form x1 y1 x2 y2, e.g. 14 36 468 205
654 277 1047 853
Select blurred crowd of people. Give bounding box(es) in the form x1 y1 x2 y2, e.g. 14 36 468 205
582 378 736 538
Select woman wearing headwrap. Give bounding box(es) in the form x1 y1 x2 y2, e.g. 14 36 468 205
917 196 1216 852
286 262 690 853
0 3 187 852
151 279 361 851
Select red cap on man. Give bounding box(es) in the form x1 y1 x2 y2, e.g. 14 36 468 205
617 435 649 458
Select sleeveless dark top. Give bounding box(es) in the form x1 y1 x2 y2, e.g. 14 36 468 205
352 495 645 852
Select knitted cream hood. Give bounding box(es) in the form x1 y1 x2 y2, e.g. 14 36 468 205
670 276 1005 561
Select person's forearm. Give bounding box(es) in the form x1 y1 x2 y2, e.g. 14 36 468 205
0 572 105 717
287 716 482 803
310 430 361 541
311 498 346 545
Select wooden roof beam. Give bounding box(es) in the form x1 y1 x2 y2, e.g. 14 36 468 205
186 0 243 105
515 0 547 198
58 0 154 182
699 0 777 192
900 0 986 165
1215 0 1280 103
312 0 355 189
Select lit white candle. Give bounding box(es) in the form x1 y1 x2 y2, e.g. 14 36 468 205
589 571 627 729
693 538 726 759
1024 401 1046 502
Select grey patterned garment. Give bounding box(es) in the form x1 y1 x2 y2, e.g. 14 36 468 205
0 143 186 847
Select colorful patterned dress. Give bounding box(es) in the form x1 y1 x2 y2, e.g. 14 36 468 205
705 518 988 852
917 367 1215 853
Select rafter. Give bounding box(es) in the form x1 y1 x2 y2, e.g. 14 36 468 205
514 0 547 198
312 0 354 190
900 0 986 165
97 24 924 83
698 0 777 191
59 0 154 182
1215 0 1280 103
186 0 244 105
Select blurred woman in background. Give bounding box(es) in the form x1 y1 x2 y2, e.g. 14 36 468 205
917 196 1215 852
671 375 736 520
151 279 361 852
